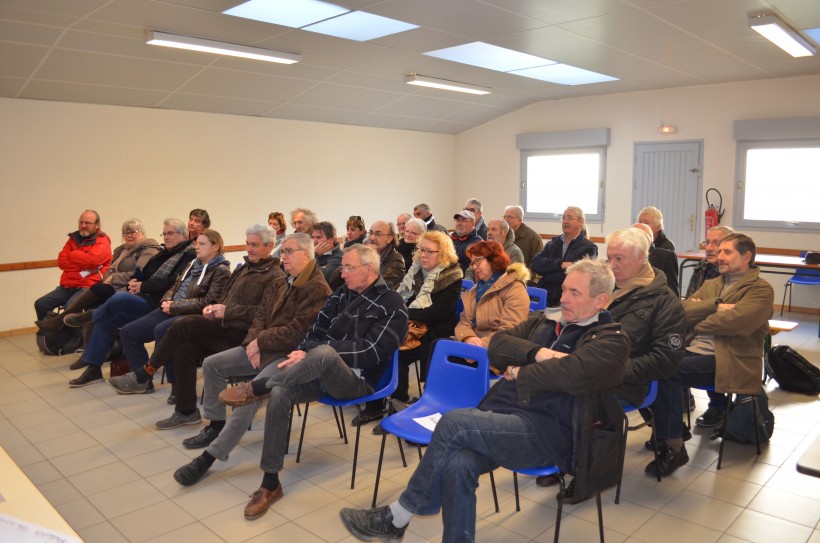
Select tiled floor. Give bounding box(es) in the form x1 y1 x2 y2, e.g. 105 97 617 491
1 312 818 543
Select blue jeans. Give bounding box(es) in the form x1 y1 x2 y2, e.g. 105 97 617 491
34 286 82 320
654 352 724 440
119 309 178 372
398 408 553 543
84 292 152 366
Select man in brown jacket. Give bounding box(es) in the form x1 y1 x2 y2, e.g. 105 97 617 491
171 232 332 487
650 233 773 477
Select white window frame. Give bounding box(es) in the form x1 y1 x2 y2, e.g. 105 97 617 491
519 147 606 222
733 139 820 232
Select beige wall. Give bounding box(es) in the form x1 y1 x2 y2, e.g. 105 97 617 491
455 74 820 310
0 97 456 331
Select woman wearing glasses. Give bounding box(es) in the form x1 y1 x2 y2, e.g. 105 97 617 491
38 219 161 332
454 241 531 367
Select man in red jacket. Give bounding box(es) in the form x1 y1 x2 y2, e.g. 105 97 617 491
34 210 112 322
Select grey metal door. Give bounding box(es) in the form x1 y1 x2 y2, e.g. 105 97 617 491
632 141 703 252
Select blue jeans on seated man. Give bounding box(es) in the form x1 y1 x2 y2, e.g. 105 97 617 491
34 286 83 321
396 408 553 543
83 292 153 366
653 352 726 441
119 309 179 373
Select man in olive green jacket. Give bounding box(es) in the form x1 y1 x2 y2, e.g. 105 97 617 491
650 233 773 478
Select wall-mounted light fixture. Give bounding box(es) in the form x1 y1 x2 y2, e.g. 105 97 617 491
405 73 491 95
748 14 816 58
146 31 301 64
658 124 677 135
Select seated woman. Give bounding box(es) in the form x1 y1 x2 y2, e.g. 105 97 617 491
397 217 425 270
454 241 531 362
344 215 366 247
36 219 161 332
68 222 226 387
267 211 287 247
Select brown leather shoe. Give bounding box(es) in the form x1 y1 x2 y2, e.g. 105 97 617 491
244 484 283 520
218 382 270 407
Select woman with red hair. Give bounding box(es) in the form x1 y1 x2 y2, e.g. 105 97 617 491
455 240 531 351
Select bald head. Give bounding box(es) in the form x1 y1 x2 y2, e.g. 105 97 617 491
631 223 654 246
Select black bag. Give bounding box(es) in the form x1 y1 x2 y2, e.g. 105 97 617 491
765 344 820 396
720 389 775 444
36 327 83 356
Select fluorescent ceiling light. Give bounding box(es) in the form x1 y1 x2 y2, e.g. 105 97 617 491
425 42 555 72
303 11 418 41
146 31 300 64
225 0 349 28
405 74 491 95
748 14 816 57
510 63 618 85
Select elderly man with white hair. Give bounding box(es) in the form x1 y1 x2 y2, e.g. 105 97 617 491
503 205 542 266
637 206 675 252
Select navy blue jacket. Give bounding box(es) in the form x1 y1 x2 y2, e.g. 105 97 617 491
530 231 598 306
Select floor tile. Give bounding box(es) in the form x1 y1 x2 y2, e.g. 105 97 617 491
726 509 814 543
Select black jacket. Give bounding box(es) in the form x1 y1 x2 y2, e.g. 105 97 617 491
485 310 630 502
450 230 482 271
607 270 686 406
655 230 675 252
648 247 679 297
138 240 196 307
530 232 598 306
217 256 283 331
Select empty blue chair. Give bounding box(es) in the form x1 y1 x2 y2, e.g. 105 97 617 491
296 350 399 489
526 286 548 311
371 340 491 507
780 251 820 337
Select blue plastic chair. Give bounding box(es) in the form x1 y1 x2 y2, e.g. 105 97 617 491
780 251 820 337
371 340 491 507
616 381 659 503
295 350 399 489
456 279 475 315
526 286 548 311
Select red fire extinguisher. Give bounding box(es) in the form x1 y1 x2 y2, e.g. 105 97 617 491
705 188 724 230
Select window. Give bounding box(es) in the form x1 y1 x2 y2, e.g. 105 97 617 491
516 127 609 222
734 140 820 232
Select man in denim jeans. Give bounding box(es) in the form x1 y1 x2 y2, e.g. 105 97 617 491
340 258 629 542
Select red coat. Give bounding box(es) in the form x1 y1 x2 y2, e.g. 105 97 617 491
57 231 112 288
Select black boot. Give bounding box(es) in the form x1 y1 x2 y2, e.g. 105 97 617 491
35 314 66 332
61 289 99 328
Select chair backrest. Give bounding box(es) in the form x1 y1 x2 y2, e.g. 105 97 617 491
526 286 548 311
373 350 400 393
456 279 475 315
794 251 820 279
421 340 490 409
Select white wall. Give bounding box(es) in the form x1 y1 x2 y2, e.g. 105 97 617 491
455 74 820 311
0 98 457 332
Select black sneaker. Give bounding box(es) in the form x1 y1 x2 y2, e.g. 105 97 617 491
69 365 103 387
351 409 386 427
695 407 726 428
645 444 689 478
183 426 221 449
340 506 406 542
645 424 691 451
173 455 212 486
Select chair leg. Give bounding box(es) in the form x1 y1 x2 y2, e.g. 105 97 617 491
751 395 762 456
338 406 349 444
372 432 389 508
488 471 499 513
648 408 660 483
596 493 605 543
396 435 407 467
717 395 731 470
350 406 363 489
331 406 344 438
513 472 521 512
296 402 311 463
780 282 789 316
295 403 301 416
553 474 565 543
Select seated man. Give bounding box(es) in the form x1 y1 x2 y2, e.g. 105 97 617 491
312 221 343 283
686 225 735 298
365 220 405 289
107 225 281 409
503 205 542 266
413 203 448 234
35 210 112 324
605 228 685 408
465 218 524 281
464 198 487 240
450 210 482 272
633 222 679 297
187 208 210 240
339 258 629 542
216 244 408 520
530 206 597 306
637 206 675 252
650 233 774 477
171 232 331 483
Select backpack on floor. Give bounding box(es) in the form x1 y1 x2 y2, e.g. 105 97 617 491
765 345 820 396
36 324 83 356
719 388 775 444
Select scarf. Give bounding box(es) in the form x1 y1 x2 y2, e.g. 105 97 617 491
475 272 503 304
399 260 445 309
606 262 655 307
173 254 226 301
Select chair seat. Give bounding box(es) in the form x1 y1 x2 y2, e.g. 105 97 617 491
788 276 820 286
514 465 560 478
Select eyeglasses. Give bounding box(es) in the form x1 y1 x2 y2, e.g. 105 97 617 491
418 248 439 256
470 256 486 267
561 215 579 221
502 214 517 220
702 239 722 247
79 221 97 226
368 230 389 238
339 263 367 273
280 248 307 256
465 207 479 213
122 230 138 236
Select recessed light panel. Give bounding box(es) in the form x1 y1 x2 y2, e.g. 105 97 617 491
303 11 418 41
224 0 349 28
510 63 618 85
425 42 556 72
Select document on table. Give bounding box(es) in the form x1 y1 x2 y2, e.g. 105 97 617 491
0 513 81 543
413 413 442 431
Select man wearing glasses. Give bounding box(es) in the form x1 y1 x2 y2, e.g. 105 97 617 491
464 198 487 240
531 206 598 307
171 233 332 487
34 210 112 324
365 220 406 290
686 225 735 299
211 244 407 520
451 210 483 272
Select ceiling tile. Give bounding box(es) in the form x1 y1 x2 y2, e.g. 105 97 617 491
491 26 624 63
0 19 63 45
157 92 279 116
58 29 213 65
559 10 700 53
325 71 410 93
688 64 773 84
20 80 169 106
350 113 436 131
180 68 318 101
638 43 757 72
443 104 511 125
211 55 338 80
0 0 108 18
480 0 635 25
368 27 467 54
265 103 365 124
414 119 473 134
0 42 49 77
0 76 26 96
376 94 471 119
288 83 401 111
253 30 408 65
647 0 770 42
